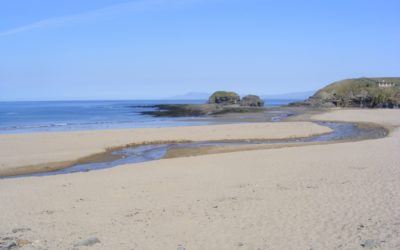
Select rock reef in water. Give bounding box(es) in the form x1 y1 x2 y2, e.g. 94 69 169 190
141 103 265 117
142 91 265 117
292 77 400 108
141 104 212 117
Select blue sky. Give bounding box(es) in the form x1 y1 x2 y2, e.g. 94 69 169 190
0 0 399 100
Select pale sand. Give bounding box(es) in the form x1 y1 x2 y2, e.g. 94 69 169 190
0 109 399 249
0 122 330 175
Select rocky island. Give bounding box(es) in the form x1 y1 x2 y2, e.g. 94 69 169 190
292 77 400 108
142 91 265 117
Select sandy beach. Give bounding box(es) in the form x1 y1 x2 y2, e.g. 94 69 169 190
0 122 331 177
0 109 399 249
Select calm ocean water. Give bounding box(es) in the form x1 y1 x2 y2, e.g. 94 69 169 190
0 99 296 134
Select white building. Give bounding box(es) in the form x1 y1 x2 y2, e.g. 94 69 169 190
378 80 395 88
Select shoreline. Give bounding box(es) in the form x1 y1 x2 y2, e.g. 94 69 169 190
0 105 322 136
0 102 296 135
0 111 389 178
0 119 332 177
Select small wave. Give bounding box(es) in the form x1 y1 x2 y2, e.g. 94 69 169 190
0 112 17 116
51 123 68 126
0 124 66 130
0 120 140 131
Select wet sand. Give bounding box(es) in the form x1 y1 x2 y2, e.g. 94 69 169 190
164 121 387 160
0 121 331 177
0 109 400 249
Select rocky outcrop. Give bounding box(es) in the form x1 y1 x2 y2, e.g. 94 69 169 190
208 91 240 105
142 91 266 117
297 77 400 108
240 95 264 107
141 104 265 117
141 104 212 117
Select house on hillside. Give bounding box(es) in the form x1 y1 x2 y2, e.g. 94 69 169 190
377 80 396 88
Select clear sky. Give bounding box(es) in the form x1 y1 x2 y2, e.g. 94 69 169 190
0 0 399 100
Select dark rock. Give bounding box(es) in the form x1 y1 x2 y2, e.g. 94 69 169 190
208 91 240 105
2 241 16 250
360 239 380 249
237 242 244 247
141 104 211 117
73 237 100 247
142 104 264 117
240 95 264 107
12 228 31 234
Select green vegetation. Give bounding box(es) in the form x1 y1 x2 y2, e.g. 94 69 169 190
306 77 400 108
240 95 264 107
208 91 240 104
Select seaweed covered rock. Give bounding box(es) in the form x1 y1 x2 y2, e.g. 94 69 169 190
240 95 264 107
208 91 240 105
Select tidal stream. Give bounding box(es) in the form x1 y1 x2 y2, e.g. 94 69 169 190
3 121 387 179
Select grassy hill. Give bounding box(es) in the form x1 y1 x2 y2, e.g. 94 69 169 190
304 77 400 108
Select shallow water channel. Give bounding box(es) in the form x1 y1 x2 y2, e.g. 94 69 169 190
4 121 387 179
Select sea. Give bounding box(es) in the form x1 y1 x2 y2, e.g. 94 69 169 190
0 99 297 134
